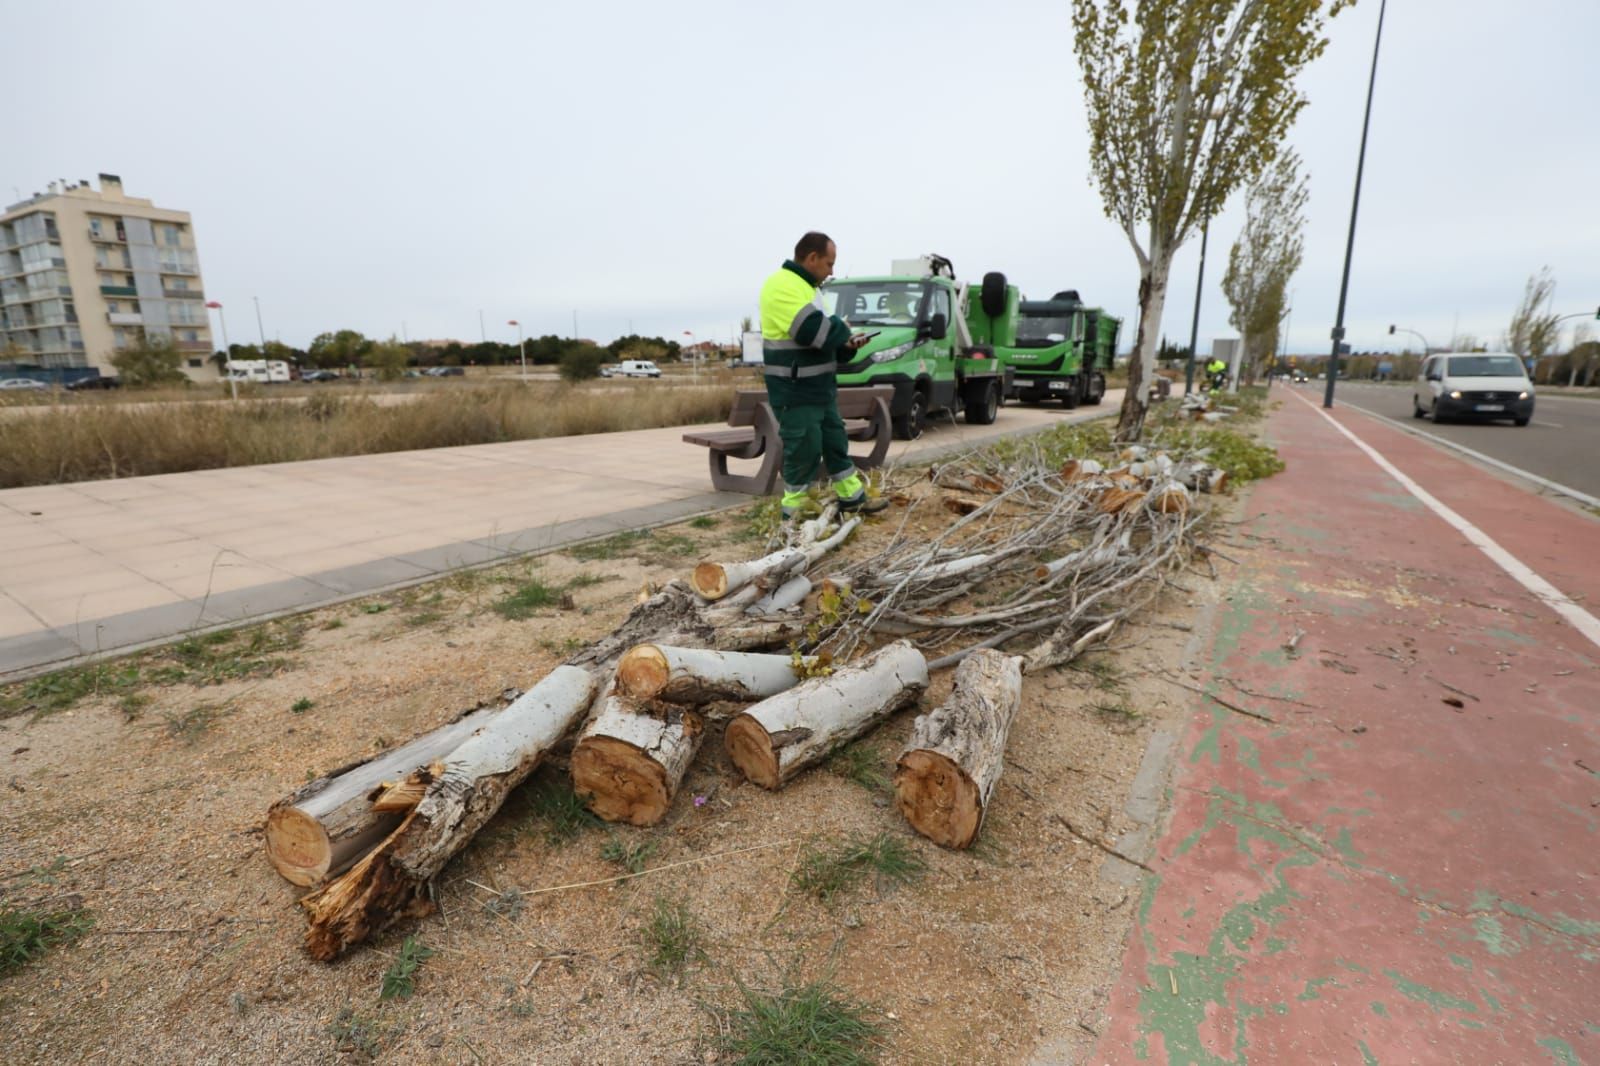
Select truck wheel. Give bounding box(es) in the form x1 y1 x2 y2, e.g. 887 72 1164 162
893 390 927 440
980 272 1008 318
1084 373 1105 405
963 380 999 425
1059 376 1081 410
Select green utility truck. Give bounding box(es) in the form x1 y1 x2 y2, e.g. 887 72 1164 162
973 281 1120 408
825 255 1012 439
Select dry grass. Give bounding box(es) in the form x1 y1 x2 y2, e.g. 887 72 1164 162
0 381 734 488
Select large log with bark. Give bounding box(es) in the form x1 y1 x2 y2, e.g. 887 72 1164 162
615 645 801 705
893 650 1023 849
570 694 704 825
300 666 596 960
724 641 928 789
264 700 510 887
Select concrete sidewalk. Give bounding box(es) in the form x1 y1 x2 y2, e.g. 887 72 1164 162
0 393 1121 678
1091 391 1600 1063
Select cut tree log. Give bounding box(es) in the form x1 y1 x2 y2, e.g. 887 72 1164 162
748 574 811 616
264 703 504 888
570 694 705 825
1149 481 1191 514
724 641 929 789
300 666 597 961
690 518 859 601
615 644 801 705
894 650 1023 849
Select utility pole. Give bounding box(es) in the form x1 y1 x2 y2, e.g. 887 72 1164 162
1324 0 1387 408
252 296 267 350
1184 221 1209 395
478 310 486 343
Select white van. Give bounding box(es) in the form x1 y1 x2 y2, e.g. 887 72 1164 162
1412 352 1533 426
617 359 662 378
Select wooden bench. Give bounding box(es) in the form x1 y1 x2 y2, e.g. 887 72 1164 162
683 386 895 495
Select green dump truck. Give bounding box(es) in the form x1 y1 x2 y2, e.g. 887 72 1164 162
824 255 1012 440
971 280 1120 408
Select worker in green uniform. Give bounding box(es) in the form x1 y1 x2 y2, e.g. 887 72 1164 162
1205 356 1229 395
760 231 889 520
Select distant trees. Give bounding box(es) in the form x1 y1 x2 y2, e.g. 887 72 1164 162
558 344 609 382
308 329 373 370
1505 268 1561 370
111 334 188 387
608 334 681 361
365 336 410 381
1222 150 1308 384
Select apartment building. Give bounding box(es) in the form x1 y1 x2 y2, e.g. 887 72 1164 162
0 173 217 382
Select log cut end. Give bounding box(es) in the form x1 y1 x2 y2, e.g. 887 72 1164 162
301 844 435 961
894 749 982 849
691 562 729 600
616 644 672 700
265 805 333 887
724 714 781 790
571 735 677 825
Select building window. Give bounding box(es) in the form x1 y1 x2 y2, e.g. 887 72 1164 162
170 277 189 291
163 225 181 247
187 358 203 368
182 330 198 342
89 217 103 238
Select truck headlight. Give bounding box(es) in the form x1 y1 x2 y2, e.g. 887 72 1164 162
870 342 914 364
1448 390 1462 399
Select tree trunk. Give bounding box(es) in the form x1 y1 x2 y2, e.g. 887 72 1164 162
1116 254 1172 442
300 666 597 961
724 641 929 790
570 695 705 826
748 574 812 616
690 518 859 601
265 705 501 887
893 650 1023 849
615 644 801 704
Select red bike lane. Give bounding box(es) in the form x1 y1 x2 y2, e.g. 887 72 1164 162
1090 392 1600 1065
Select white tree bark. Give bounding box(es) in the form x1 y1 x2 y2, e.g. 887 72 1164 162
570 694 704 826
724 641 928 790
894 650 1023 849
301 666 597 960
614 644 801 705
265 706 499 887
747 574 812 615
690 519 859 601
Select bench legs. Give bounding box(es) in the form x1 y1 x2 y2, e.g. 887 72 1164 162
708 446 780 495
851 395 894 471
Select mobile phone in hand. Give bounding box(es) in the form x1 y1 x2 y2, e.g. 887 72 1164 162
853 330 881 344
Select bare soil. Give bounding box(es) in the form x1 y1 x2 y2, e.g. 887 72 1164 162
0 483 1229 1065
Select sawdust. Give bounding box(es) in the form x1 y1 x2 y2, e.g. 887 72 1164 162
0 488 1230 1065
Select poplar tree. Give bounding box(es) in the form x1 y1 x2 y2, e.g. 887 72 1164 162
1071 0 1351 439
1223 150 1308 382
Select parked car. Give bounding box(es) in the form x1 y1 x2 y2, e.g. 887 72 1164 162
617 359 662 378
300 369 338 382
0 377 49 391
598 363 620 378
65 375 121 390
424 366 464 377
1413 352 1533 426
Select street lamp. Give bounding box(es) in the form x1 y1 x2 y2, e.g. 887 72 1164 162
1184 220 1210 396
508 320 526 381
1388 324 1431 367
683 330 697 383
1324 0 1387 408
205 300 235 401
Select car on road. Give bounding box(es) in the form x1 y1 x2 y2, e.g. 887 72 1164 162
616 359 662 378
424 366 464 377
65 375 121 391
1290 369 1308 383
598 363 620 378
1413 352 1534 426
300 370 338 382
0 377 49 391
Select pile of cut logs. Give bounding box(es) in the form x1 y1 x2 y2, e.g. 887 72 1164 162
265 440 1216 960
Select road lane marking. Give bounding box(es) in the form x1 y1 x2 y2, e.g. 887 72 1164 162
1533 420 1564 428
1287 389 1600 651
1327 394 1600 510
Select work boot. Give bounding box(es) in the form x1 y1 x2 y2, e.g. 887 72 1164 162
780 487 812 521
833 472 888 514
838 491 889 515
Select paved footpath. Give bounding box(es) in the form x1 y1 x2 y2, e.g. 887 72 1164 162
1091 389 1600 1064
0 395 1119 678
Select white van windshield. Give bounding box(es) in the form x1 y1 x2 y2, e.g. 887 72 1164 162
1447 355 1525 378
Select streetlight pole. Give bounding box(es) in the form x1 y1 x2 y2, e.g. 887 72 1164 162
683 331 697 384
509 319 526 381
1324 0 1387 408
252 296 267 351
205 300 235 401
1387 324 1431 365
1184 220 1209 396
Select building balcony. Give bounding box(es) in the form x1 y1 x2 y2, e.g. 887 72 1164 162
88 227 126 243
158 261 199 276
108 311 144 326
163 288 204 300
100 285 138 297
175 340 211 352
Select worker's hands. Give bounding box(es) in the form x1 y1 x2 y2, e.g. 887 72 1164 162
846 333 871 350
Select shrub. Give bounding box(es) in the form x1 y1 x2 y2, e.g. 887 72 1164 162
111 335 188 388
558 344 609 382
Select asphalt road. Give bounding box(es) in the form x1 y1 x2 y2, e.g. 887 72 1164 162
1279 380 1600 500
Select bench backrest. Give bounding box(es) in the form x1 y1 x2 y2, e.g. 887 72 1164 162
728 390 767 427
837 385 895 418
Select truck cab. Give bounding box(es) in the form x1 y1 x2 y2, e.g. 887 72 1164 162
988 288 1117 408
824 255 1010 439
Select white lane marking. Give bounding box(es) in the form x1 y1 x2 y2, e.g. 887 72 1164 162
1533 420 1564 429
1287 389 1600 651
1329 394 1600 510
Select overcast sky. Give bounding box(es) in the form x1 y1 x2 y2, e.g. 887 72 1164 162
5 0 1596 356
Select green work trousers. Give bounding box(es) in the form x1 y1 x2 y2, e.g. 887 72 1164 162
774 402 854 493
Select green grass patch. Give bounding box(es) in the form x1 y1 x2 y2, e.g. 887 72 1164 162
493 579 565 620
689 515 718 529
791 832 927 902
716 975 883 1065
379 936 435 1000
1 662 143 722
601 836 658 874
291 697 315 714
1 903 94 976
569 528 701 562
826 743 891 794
641 896 705 980
145 622 304 686
524 773 602 845
987 420 1114 469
